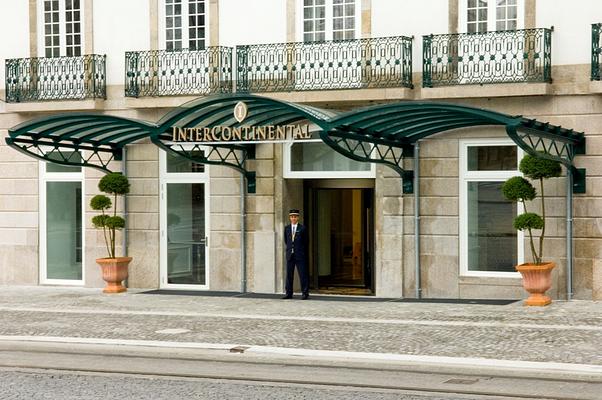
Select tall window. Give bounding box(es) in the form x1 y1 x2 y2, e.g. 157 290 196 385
301 0 358 42
39 154 85 285
459 140 523 277
163 0 206 51
462 0 523 33
40 0 82 57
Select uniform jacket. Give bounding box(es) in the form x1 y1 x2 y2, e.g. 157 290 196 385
284 223 308 261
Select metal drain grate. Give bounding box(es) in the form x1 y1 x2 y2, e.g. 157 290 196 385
443 378 479 385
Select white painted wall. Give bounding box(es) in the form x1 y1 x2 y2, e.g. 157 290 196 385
371 0 448 72
537 0 602 65
93 0 150 86
0 1 31 89
219 0 286 46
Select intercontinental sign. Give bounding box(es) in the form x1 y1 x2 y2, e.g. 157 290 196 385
170 101 312 143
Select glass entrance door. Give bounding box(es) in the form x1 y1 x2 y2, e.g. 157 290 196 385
165 183 207 286
311 188 373 294
160 150 210 289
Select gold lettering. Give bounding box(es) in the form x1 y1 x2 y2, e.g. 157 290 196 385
293 126 304 140
232 127 242 141
211 126 220 141
176 127 187 142
256 126 266 140
188 128 196 141
203 127 211 141
243 126 252 140
247 127 256 140
222 126 232 141
286 125 295 140
195 128 203 142
302 124 312 139
276 125 286 140
267 125 276 140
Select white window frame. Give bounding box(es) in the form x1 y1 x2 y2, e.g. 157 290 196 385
296 0 361 42
159 149 211 290
459 139 523 278
158 0 209 51
283 139 376 179
37 0 85 58
459 0 524 33
39 158 85 285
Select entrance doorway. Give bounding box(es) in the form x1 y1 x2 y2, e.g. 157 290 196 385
307 184 374 295
160 151 210 290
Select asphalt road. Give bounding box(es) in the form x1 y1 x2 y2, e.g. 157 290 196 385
0 368 527 400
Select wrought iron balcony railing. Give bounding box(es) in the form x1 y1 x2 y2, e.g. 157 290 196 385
236 36 413 93
423 28 552 88
125 47 233 97
592 23 601 81
5 54 106 103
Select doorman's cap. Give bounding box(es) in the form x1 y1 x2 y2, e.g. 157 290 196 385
289 209 300 215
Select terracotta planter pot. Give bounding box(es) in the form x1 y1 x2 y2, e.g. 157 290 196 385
516 262 555 306
96 257 132 293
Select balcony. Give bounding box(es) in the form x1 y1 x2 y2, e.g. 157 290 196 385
422 28 552 88
592 23 601 81
125 47 233 97
5 54 106 103
236 36 413 93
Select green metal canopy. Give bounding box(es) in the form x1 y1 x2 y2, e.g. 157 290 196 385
5 93 586 193
6 114 156 170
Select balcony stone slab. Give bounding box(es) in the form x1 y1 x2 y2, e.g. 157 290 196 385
421 82 552 99
5 99 106 113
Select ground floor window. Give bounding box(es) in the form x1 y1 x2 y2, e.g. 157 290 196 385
459 139 523 276
40 157 84 284
283 130 375 178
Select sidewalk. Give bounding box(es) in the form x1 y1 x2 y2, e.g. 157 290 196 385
1 286 601 380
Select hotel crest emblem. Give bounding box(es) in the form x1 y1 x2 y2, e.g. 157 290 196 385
234 101 248 123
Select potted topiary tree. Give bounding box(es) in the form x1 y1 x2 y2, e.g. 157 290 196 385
502 154 562 306
90 172 132 293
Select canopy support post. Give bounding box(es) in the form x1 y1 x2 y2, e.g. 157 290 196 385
566 167 573 300
241 175 247 293
121 146 128 288
414 141 421 299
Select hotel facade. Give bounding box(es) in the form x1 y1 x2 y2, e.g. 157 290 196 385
1 0 602 300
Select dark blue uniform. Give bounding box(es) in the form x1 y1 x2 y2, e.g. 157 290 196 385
284 223 309 298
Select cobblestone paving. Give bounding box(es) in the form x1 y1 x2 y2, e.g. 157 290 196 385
0 287 601 366
0 369 512 400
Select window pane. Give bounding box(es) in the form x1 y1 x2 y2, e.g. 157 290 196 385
467 181 517 273
467 145 517 171
291 142 370 172
46 151 83 172
167 183 206 285
46 181 82 280
166 150 205 173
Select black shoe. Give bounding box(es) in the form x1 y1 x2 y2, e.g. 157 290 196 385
281 295 293 299
301 293 309 300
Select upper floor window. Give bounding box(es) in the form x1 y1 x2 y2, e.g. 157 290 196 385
161 0 206 51
300 0 359 42
40 0 82 57
461 0 523 33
